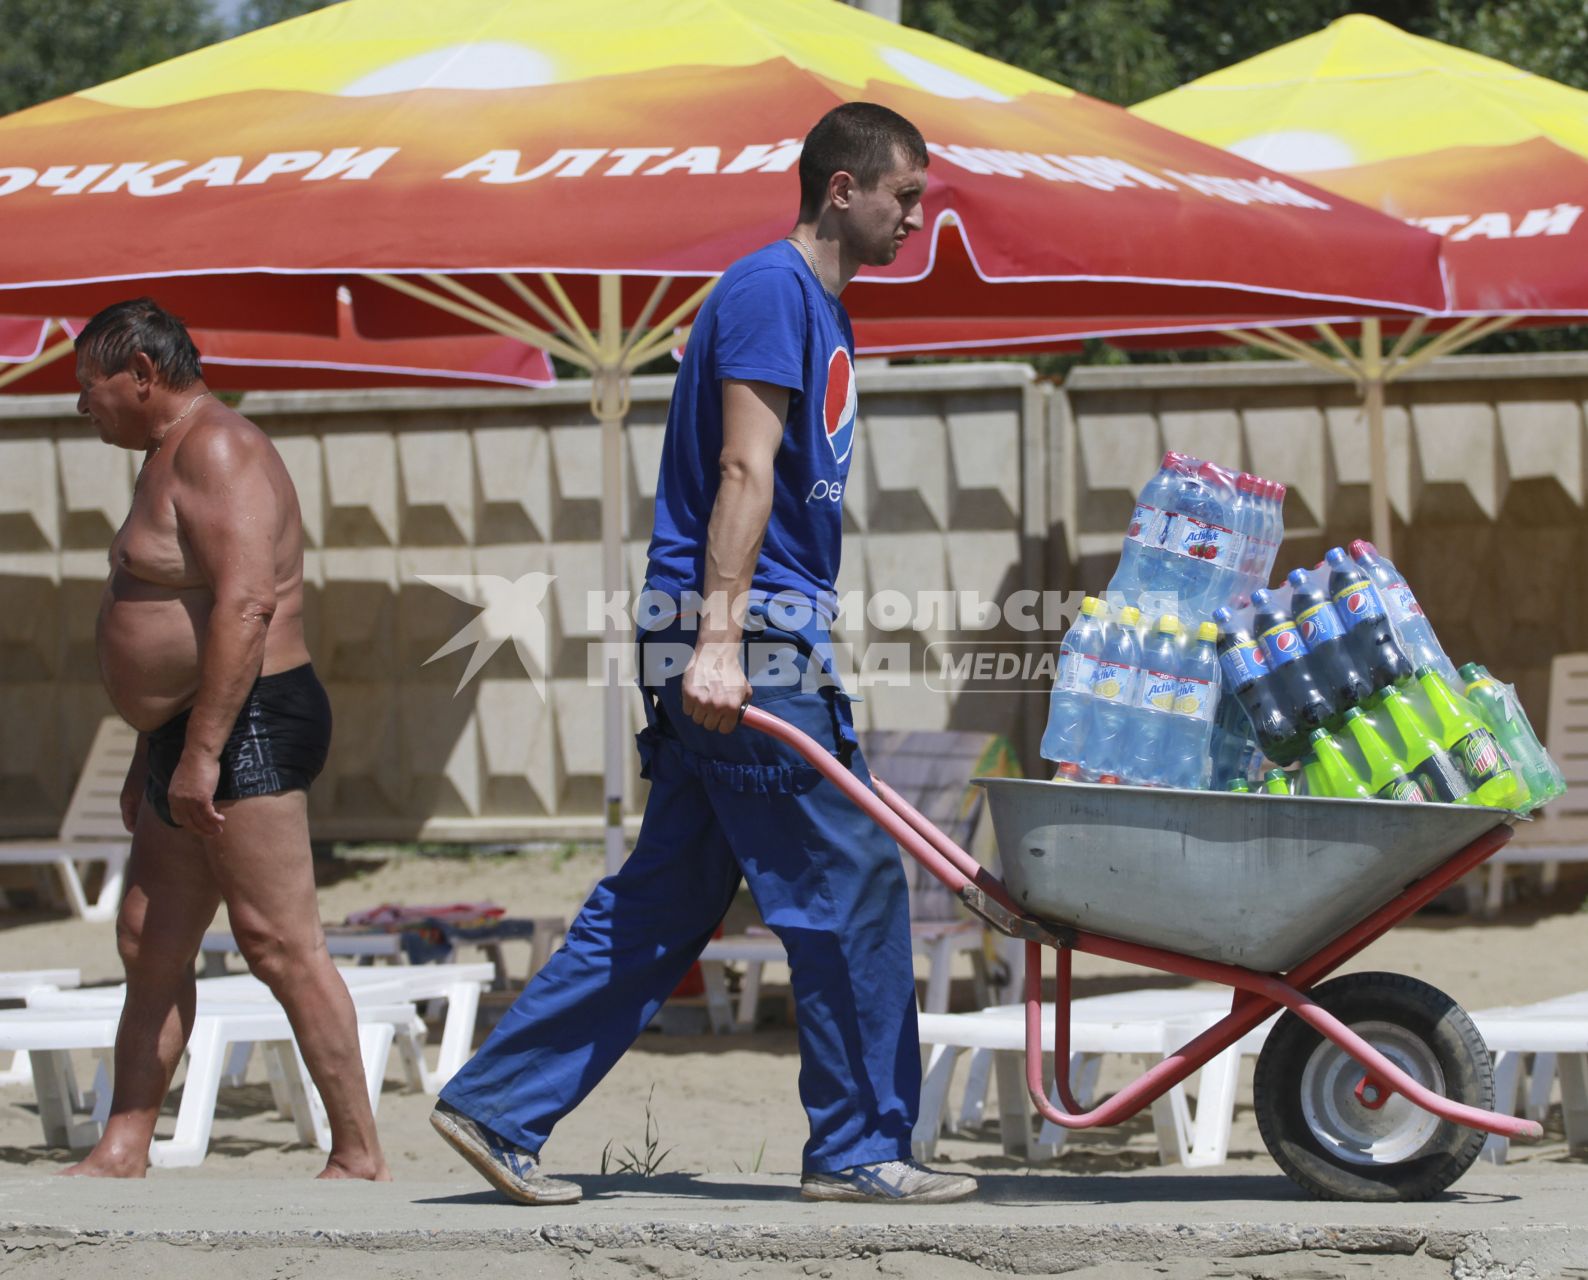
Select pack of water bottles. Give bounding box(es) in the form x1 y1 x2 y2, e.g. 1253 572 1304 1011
1041 452 1284 789
1213 542 1565 811
1108 453 1286 618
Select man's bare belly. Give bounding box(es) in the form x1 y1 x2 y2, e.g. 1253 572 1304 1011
97 569 311 733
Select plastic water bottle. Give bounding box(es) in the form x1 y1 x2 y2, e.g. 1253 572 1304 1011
1164 619 1220 789
1081 604 1144 783
1126 615 1184 785
1041 596 1107 769
1350 541 1459 687
1109 454 1186 610
1164 462 1240 617
1325 547 1411 690
1210 692 1260 789
1229 474 1261 603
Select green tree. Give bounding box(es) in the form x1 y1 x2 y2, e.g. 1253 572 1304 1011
233 0 341 33
0 0 221 115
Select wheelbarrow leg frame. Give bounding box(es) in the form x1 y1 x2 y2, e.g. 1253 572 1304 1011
739 706 1543 1146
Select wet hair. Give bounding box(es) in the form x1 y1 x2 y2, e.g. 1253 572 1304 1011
798 102 928 222
75 298 203 390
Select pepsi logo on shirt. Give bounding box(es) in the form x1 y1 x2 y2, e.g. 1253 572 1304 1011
823 346 856 464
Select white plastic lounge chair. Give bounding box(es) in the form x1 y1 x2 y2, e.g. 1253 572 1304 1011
0 968 81 1086
1472 992 1588 1164
1478 653 1588 916
0 999 417 1162
0 717 136 922
915 990 1275 1168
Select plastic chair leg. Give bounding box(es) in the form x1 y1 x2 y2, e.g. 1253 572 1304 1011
431 981 482 1089
911 1043 963 1161
1481 1051 1525 1165
1183 1045 1241 1168
1560 1054 1588 1156
1524 1052 1558 1121
150 1020 227 1168
958 1048 993 1130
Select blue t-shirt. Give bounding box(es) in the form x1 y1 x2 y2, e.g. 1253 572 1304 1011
645 241 857 616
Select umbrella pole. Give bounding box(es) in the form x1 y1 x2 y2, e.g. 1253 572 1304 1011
1360 318 1392 558
595 275 630 876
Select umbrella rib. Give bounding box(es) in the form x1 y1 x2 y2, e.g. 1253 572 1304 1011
1228 326 1353 380
0 329 73 391
1388 313 1517 381
1312 323 1365 378
625 323 694 371
364 272 588 367
534 273 600 357
1382 314 1431 369
494 272 591 356
623 276 676 356
623 278 719 369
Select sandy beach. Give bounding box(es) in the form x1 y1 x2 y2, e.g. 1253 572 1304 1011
2 848 1584 1278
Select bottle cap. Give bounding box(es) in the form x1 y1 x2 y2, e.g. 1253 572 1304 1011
1325 546 1349 568
1198 621 1219 643
1211 606 1232 626
1349 539 1376 560
1119 606 1142 626
1341 706 1365 722
1286 568 1309 590
1457 661 1482 680
1308 727 1331 742
1226 779 1251 792
1162 451 1187 469
1275 483 1287 503
1250 588 1273 609
1055 762 1082 781
1097 774 1122 785
1156 614 1181 635
1081 596 1104 617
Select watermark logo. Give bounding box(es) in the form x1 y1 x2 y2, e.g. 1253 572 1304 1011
419 572 555 696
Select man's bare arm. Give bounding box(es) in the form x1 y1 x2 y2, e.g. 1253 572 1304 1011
682 379 787 733
167 420 280 834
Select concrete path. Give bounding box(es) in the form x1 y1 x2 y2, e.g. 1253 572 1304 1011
3 1163 1586 1276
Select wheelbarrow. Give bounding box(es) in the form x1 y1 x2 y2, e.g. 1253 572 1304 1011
741 705 1543 1202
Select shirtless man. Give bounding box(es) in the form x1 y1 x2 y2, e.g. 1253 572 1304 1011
68 297 387 1180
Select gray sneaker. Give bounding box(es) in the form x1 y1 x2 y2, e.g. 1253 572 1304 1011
430 1102 581 1205
801 1158 977 1204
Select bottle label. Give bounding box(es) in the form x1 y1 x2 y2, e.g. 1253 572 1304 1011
1089 660 1138 704
1382 580 1425 627
1174 674 1217 722
1413 751 1470 803
1135 668 1179 713
1054 649 1097 695
1126 503 1167 549
1332 580 1388 627
1376 776 1427 803
1170 516 1242 570
1295 600 1345 648
1257 620 1308 670
1218 639 1266 688
1452 727 1509 789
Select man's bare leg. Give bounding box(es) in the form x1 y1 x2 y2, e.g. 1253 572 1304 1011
64 807 220 1177
204 790 389 1180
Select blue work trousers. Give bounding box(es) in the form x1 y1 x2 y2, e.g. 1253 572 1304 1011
439 619 920 1173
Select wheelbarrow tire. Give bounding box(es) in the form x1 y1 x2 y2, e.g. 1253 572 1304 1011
1253 970 1492 1202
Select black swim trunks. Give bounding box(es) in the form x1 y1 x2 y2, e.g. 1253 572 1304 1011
145 663 332 828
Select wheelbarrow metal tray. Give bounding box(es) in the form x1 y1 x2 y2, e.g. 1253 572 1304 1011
980 779 1512 973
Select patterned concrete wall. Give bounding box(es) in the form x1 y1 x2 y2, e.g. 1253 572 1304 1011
1055 353 1588 734
0 364 1041 840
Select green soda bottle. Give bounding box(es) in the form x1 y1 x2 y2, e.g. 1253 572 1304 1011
1262 769 1291 795
1376 686 1471 804
1300 728 1371 799
1459 663 1563 805
1340 707 1429 803
1416 666 1527 809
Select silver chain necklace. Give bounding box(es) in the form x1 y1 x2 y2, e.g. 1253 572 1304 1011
786 234 823 282
148 390 210 456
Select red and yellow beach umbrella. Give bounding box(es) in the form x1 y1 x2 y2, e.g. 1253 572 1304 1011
0 293 554 395
0 0 1451 863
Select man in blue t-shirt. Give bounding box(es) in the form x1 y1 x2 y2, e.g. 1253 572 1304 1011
433 104 975 1206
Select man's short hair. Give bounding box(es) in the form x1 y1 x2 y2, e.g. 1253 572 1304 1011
75 298 204 390
798 102 928 222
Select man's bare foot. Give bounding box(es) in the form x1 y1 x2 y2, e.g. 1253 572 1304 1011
60 1153 148 1178
317 1154 391 1181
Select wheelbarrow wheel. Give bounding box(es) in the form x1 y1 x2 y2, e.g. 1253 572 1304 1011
1253 970 1492 1202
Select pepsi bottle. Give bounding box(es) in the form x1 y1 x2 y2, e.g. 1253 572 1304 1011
1250 588 1334 733
1212 605 1301 764
1286 569 1372 714
1325 546 1411 690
